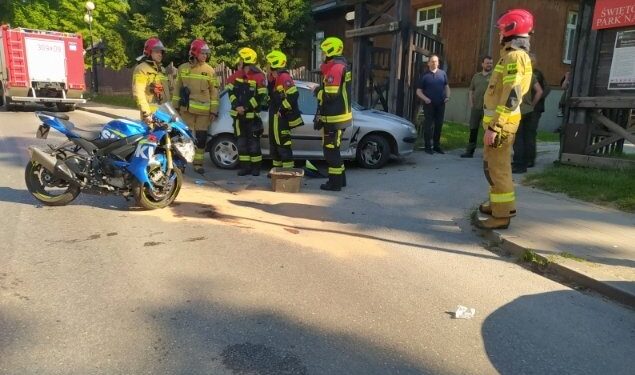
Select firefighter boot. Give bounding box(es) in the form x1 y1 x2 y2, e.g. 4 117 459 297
475 217 510 230
320 175 342 191
237 162 251 176
342 170 347 187
479 202 492 215
251 162 261 176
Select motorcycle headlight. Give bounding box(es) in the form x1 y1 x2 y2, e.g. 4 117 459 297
173 139 196 163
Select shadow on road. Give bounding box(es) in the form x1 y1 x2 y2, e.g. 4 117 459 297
482 288 635 375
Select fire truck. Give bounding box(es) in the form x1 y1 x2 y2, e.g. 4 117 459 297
0 25 86 112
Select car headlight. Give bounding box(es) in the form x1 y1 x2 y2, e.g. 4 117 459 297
173 139 196 163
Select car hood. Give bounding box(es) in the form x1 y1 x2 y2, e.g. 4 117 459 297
355 109 415 127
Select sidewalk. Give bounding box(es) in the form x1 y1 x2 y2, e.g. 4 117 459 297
77 102 635 308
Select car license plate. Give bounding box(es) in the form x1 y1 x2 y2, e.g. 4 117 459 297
36 125 50 139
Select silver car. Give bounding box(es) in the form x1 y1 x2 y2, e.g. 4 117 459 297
207 80 417 169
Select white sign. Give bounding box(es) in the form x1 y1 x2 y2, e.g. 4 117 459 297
24 37 67 83
608 30 635 90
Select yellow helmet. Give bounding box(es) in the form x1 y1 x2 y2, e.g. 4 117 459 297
266 50 287 69
320 37 344 57
238 47 258 65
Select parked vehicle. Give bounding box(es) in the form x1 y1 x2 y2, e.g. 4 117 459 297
207 81 417 169
25 103 194 209
0 25 86 111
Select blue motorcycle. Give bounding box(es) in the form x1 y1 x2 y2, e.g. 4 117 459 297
25 103 195 209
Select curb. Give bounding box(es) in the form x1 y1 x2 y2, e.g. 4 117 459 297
77 106 136 122
477 223 635 309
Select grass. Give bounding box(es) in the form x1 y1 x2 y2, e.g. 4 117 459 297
87 94 137 109
522 250 550 267
523 164 635 212
414 120 559 150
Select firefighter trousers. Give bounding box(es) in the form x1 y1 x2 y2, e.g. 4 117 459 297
269 114 294 168
483 133 516 218
180 111 211 166
233 118 262 171
322 126 345 186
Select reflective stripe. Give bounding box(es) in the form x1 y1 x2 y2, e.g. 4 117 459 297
251 155 263 162
276 85 284 91
324 86 339 94
239 155 250 161
234 119 241 136
317 90 323 102
289 117 303 127
282 99 292 109
245 113 255 119
272 160 283 167
229 110 238 117
229 95 237 102
502 75 517 84
274 115 280 145
257 88 268 94
342 79 349 114
496 105 511 114
328 166 344 175
490 192 515 203
286 86 298 94
483 115 494 124
180 72 217 83
210 100 219 105
189 101 211 111
323 113 352 123
249 97 258 108
494 64 504 73
172 95 181 101
226 84 234 90
282 161 294 168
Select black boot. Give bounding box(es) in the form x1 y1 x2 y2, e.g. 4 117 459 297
237 162 250 176
251 162 261 176
320 175 342 191
342 171 347 187
461 144 475 158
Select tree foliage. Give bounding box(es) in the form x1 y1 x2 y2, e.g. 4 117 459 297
1 0 313 70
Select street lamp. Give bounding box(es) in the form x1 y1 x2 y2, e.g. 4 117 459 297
84 1 98 93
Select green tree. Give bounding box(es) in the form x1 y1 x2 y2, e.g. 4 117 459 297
127 0 313 68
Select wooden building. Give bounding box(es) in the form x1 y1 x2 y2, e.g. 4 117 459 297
561 0 635 168
308 0 580 125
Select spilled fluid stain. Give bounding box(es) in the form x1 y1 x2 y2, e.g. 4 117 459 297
221 342 307 375
144 241 164 247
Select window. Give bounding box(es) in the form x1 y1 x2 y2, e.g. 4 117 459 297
312 31 325 71
563 11 578 64
298 87 318 115
416 5 442 36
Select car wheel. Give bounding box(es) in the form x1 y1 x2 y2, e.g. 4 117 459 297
209 134 238 169
356 134 391 169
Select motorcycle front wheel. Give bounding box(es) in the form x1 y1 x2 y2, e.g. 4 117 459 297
24 161 81 206
132 165 182 210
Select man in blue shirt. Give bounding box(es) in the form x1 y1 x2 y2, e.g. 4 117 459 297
416 54 451 154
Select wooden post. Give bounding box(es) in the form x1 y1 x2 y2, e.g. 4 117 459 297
352 3 369 106
388 0 410 115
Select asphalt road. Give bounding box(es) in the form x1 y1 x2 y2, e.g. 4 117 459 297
1 105 634 375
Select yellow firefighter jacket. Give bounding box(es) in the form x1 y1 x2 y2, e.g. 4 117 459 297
171 61 220 116
132 60 170 117
482 42 532 135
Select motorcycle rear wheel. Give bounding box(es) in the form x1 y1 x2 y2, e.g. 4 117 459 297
24 161 80 206
133 166 182 210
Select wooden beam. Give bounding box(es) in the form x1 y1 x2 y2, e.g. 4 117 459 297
352 2 369 106
569 96 635 109
345 21 400 38
365 0 396 26
561 153 635 170
591 112 635 145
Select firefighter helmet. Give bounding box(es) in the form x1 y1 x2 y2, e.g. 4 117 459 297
190 39 210 59
496 9 534 37
266 50 287 69
143 37 166 56
238 47 258 65
320 37 344 58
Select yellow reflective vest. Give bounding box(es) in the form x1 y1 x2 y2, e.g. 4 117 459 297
171 61 220 116
132 60 170 117
482 44 532 135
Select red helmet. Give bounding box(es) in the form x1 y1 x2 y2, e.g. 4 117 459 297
190 39 210 59
143 37 166 56
497 9 534 37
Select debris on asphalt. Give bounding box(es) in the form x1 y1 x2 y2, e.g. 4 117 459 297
454 305 476 319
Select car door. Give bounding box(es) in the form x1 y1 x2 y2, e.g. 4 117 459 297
292 87 324 159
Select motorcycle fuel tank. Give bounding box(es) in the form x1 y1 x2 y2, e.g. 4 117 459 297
100 119 148 140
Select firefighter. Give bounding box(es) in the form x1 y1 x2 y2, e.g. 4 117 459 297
315 37 352 191
476 9 534 230
226 48 268 176
132 37 170 125
266 50 304 169
171 39 219 174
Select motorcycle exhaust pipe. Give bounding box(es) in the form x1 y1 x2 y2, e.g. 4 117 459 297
28 147 78 185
